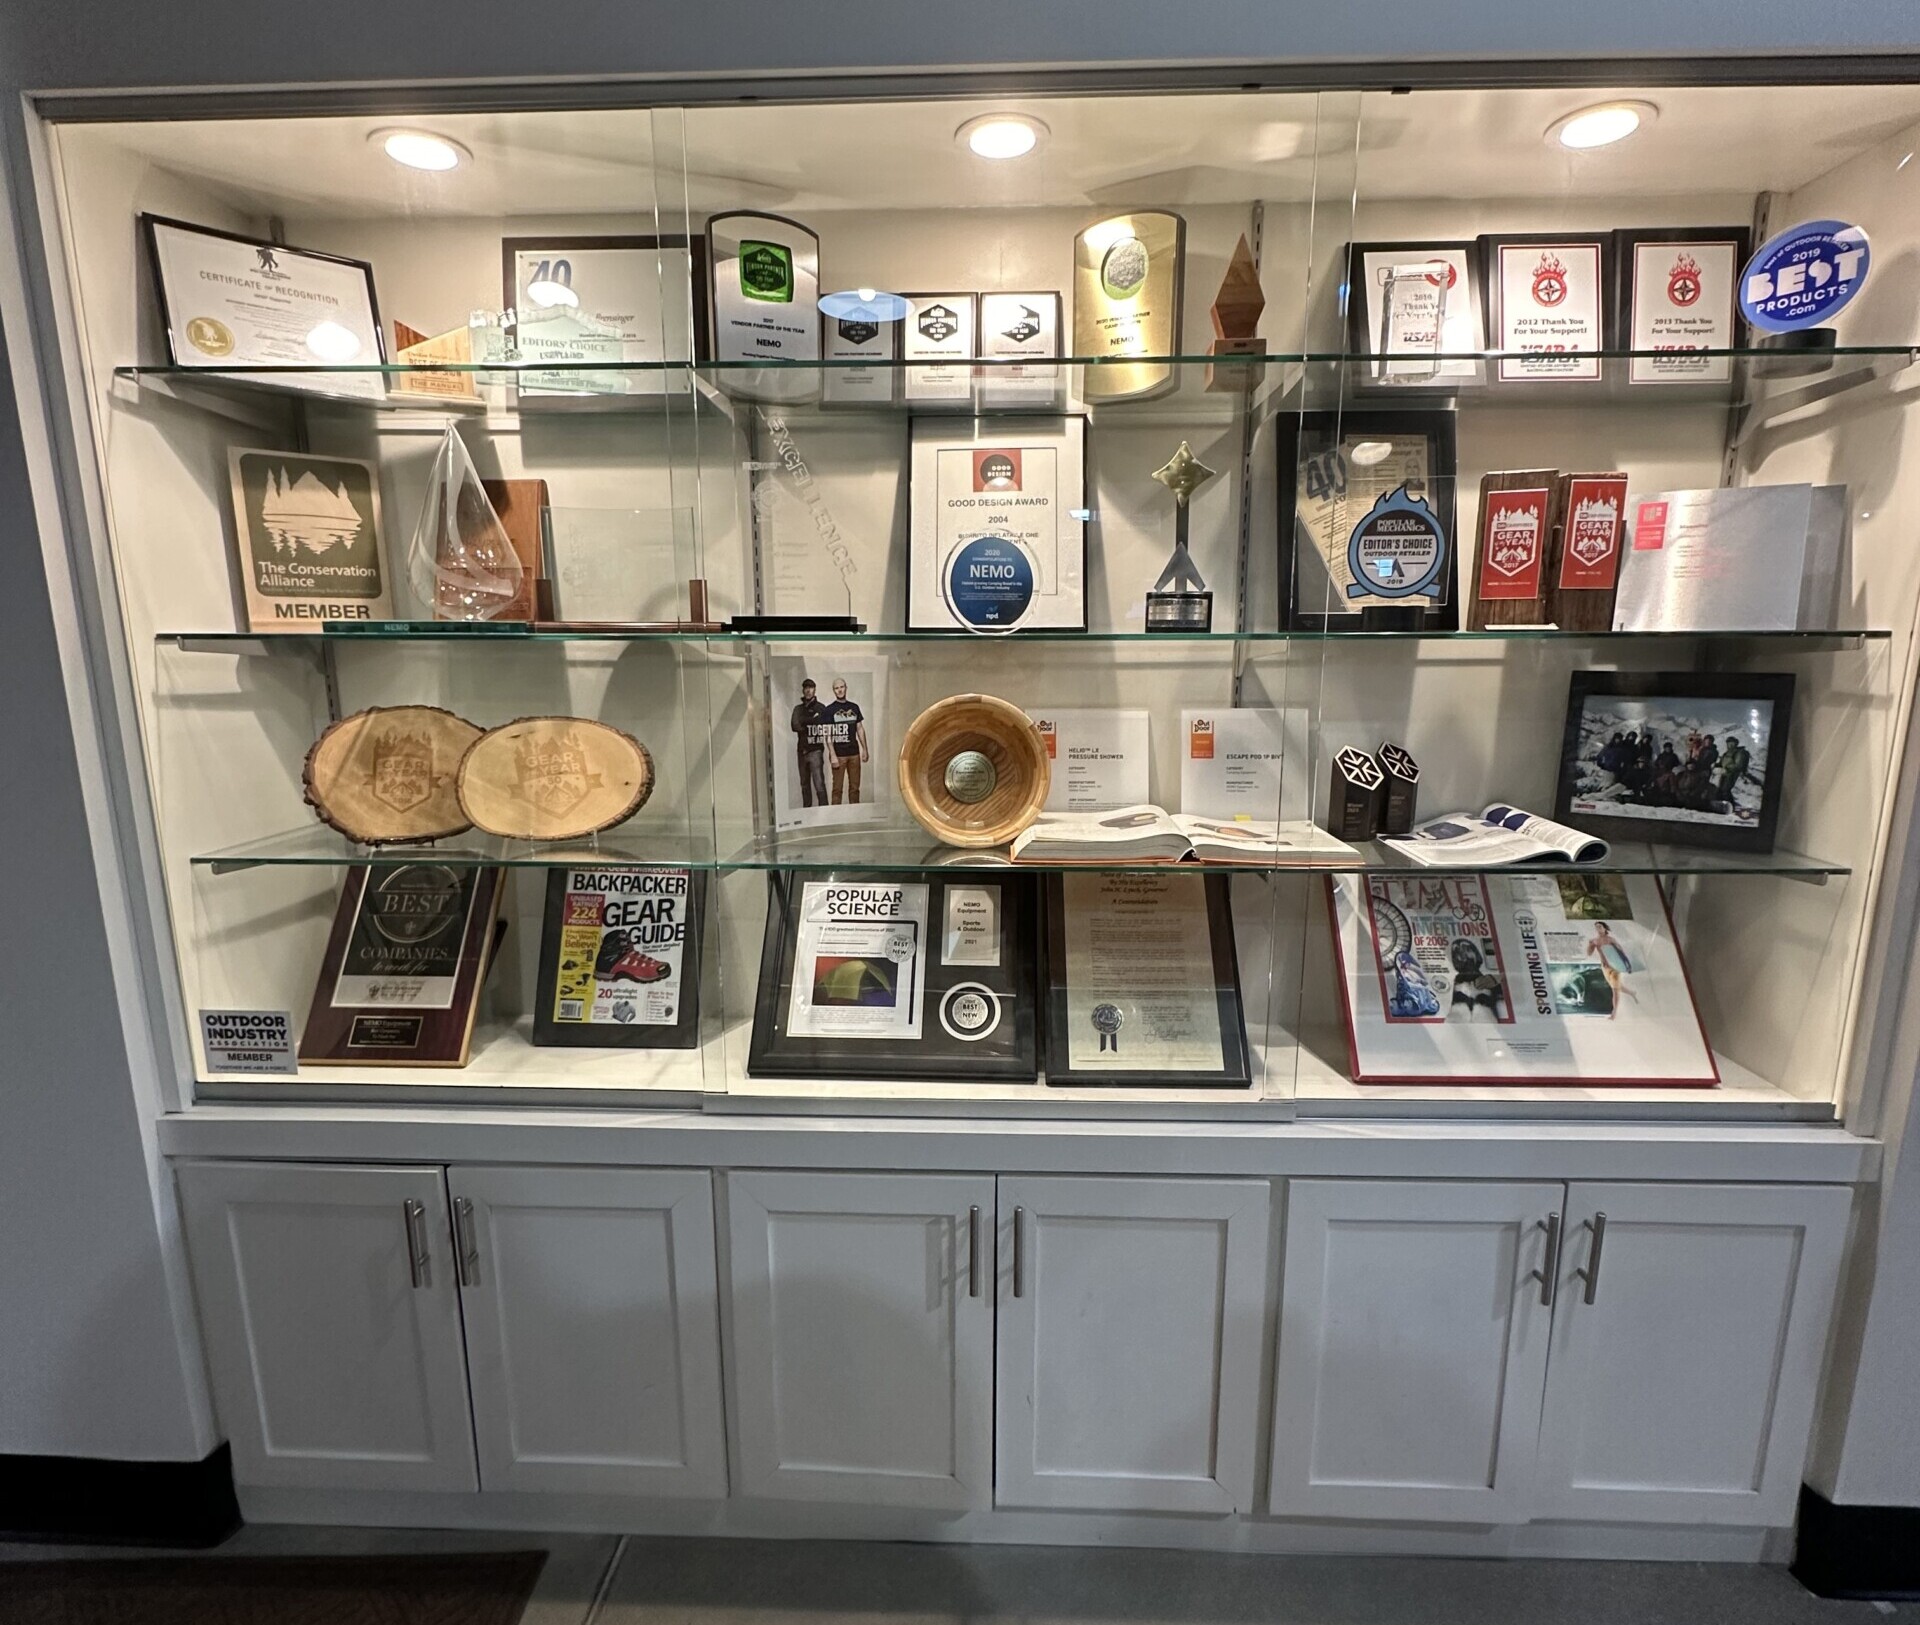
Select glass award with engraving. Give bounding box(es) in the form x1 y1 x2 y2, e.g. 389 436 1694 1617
406 426 527 622
705 210 821 401
1073 210 1185 401
1145 441 1217 633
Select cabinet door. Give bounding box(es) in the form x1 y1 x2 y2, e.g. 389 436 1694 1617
996 1175 1270 1513
1535 1181 1851 1525
174 1161 477 1493
450 1165 727 1498
1270 1179 1561 1523
724 1170 994 1508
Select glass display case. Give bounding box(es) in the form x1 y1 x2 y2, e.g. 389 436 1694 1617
42 82 1920 1118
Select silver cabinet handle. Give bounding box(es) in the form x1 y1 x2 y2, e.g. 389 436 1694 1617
453 1197 480 1288
967 1206 980 1298
1012 1206 1025 1298
403 1199 430 1289
1576 1211 1608 1304
1531 1212 1562 1307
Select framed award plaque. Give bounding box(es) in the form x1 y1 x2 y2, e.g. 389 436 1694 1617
1479 232 1610 384
822 311 901 407
978 291 1064 411
1275 408 1459 632
902 291 978 407
1612 226 1749 387
1344 241 1486 390
705 211 821 400
1073 210 1185 401
747 870 1041 1081
1042 870 1249 1088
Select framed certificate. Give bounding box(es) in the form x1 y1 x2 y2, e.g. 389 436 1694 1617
142 214 386 400
502 235 707 399
1343 241 1486 390
1275 409 1459 631
907 416 1088 632
747 871 1040 1082
1479 232 1610 384
1612 226 1749 387
1042 870 1249 1088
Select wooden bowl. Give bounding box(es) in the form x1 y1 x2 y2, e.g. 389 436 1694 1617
457 716 655 841
303 704 482 845
898 694 1050 848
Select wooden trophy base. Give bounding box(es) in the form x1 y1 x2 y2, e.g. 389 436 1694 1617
1206 337 1267 392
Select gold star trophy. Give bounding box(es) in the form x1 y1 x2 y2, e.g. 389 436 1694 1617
1146 441 1218 633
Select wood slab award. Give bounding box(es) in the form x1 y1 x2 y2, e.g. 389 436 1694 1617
1329 746 1385 842
1206 235 1265 392
1545 472 1629 632
705 211 820 400
304 705 482 844
1480 232 1609 384
457 717 654 842
1073 210 1184 401
899 694 1050 849
1467 470 1560 628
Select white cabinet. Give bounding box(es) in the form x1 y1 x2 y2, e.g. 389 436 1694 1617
1534 1181 1851 1525
724 1170 994 1508
450 1165 727 1499
996 1175 1270 1513
175 1161 477 1493
1270 1179 1561 1522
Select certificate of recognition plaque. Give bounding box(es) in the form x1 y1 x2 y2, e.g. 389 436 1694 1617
1043 871 1249 1087
1481 233 1609 383
1073 210 1185 401
1613 227 1748 386
903 292 978 406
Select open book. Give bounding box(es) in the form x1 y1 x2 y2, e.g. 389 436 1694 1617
1011 805 1358 865
1380 803 1608 867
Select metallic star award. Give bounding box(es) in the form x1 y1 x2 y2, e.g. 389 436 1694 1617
1145 441 1218 633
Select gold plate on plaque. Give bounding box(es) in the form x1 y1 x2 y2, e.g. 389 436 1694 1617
899 693 1050 849
303 704 483 845
1073 209 1185 401
457 716 655 842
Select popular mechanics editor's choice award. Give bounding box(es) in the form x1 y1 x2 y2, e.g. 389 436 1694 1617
1073 210 1185 401
1146 441 1217 633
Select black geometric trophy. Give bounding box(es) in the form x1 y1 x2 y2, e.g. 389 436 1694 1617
1329 746 1386 842
1146 441 1216 633
1378 742 1421 835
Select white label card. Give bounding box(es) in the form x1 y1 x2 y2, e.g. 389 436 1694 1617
1180 708 1310 820
1028 708 1150 812
943 885 1001 967
200 1009 298 1075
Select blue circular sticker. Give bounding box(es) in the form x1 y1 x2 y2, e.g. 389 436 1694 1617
944 534 1036 632
1344 484 1449 602
1740 220 1871 333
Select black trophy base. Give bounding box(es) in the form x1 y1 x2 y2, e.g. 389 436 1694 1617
1360 604 1424 632
1145 591 1213 634
725 614 867 633
1751 328 1837 379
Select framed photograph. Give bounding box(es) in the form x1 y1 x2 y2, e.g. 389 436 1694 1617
502 234 709 399
1328 872 1718 1086
225 448 392 630
1611 226 1750 388
1555 671 1794 854
142 214 386 400
747 871 1041 1082
769 652 889 832
1343 241 1486 391
1042 870 1250 1088
907 415 1088 632
531 867 705 1050
1275 408 1459 631
1479 231 1611 384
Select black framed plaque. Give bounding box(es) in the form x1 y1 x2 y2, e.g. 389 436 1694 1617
1276 408 1459 632
1344 240 1486 392
1611 226 1750 389
1479 231 1611 385
748 870 1040 1081
1042 870 1249 1088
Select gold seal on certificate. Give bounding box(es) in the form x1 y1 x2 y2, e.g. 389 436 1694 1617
1073 210 1185 400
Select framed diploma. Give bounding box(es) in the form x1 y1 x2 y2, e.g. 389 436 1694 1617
142 215 386 400
907 416 1088 632
1043 870 1249 1088
1344 241 1486 390
501 235 707 400
1479 232 1610 384
747 871 1040 1081
1328 872 1717 1086
1612 226 1749 387
1275 409 1458 631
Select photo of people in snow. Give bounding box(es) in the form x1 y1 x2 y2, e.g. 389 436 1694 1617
1567 694 1774 829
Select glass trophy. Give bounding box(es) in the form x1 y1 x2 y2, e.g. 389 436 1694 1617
1145 441 1217 634
406 426 526 622
1378 262 1449 382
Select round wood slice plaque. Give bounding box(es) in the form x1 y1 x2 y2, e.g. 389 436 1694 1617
898 693 1051 849
303 705 482 845
457 716 655 841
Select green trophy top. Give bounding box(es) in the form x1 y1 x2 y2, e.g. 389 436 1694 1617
1153 441 1218 509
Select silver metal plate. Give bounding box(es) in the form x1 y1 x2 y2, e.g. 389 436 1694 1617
944 750 997 804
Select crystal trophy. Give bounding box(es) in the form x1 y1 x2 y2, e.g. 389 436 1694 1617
1146 441 1217 633
407 427 526 622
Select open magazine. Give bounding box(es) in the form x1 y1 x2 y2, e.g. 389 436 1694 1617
1380 803 1608 867
1011 804 1358 865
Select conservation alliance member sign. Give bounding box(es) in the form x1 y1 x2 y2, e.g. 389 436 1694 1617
787 880 928 1041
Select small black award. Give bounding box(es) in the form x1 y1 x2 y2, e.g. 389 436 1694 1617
1329 746 1386 842
1378 742 1421 835
1145 441 1216 633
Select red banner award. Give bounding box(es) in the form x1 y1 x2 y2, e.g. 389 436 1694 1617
1467 470 1557 627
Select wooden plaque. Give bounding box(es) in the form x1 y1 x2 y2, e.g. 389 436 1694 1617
457 717 655 841
478 477 550 622
1467 469 1560 629
1546 472 1630 632
303 705 481 845
898 693 1051 849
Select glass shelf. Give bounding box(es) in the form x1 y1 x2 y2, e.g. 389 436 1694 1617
190 820 1848 882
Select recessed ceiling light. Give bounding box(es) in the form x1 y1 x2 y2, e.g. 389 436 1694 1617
957 113 1047 160
371 128 470 172
1546 101 1657 151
